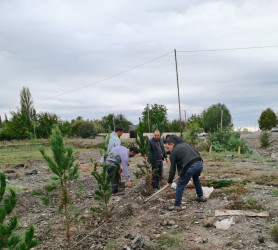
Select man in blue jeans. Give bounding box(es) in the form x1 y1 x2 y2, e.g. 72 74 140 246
166 139 207 210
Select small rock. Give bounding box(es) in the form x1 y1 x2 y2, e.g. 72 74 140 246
203 217 214 228
161 220 167 226
194 236 203 243
258 235 265 243
168 220 175 225
25 169 37 175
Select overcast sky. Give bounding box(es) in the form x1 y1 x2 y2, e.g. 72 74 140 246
1 0 278 130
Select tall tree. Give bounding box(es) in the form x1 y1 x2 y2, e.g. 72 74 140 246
141 104 167 132
202 103 232 132
101 113 132 132
36 112 59 138
186 114 203 130
258 108 277 130
5 87 37 139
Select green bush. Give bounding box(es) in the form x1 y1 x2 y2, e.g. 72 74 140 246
71 120 97 138
259 131 270 147
208 128 250 154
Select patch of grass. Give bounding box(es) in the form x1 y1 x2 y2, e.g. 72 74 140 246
157 234 181 247
221 184 249 195
249 174 278 187
169 226 177 235
203 179 247 189
104 241 119 250
272 189 278 197
0 140 93 168
144 242 157 250
270 224 278 243
227 197 265 210
249 154 268 163
8 186 23 194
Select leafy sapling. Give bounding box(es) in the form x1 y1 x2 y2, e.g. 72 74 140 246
34 125 79 249
0 172 37 250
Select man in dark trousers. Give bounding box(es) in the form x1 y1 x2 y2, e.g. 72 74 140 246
166 139 206 210
105 145 139 194
149 130 168 190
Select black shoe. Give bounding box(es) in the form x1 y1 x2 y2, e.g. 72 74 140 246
112 190 125 196
195 196 207 202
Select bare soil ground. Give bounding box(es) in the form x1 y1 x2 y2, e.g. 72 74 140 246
1 132 278 249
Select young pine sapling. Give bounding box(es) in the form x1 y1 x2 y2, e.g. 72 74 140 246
135 120 153 192
91 134 116 221
0 172 37 250
34 125 79 249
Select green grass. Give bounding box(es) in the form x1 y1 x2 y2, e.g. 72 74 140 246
0 145 43 166
103 241 118 250
0 141 93 167
157 234 181 247
272 189 278 197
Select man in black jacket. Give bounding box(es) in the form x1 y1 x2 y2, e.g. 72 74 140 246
149 130 169 190
166 139 206 210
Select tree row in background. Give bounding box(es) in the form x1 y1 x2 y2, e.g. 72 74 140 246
2 86 275 141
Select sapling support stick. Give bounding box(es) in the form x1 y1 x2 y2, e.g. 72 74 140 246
144 176 179 203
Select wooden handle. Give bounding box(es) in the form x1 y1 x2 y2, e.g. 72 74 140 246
144 176 179 203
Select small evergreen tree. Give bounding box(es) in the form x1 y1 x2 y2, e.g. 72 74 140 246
259 131 271 147
91 134 116 221
34 125 79 249
258 108 277 130
135 120 153 192
0 172 37 250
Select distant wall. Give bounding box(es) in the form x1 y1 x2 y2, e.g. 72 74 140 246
99 132 181 139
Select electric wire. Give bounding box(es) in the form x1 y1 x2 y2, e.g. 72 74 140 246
34 51 173 106
177 44 278 53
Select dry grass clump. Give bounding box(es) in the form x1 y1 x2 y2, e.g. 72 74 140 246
226 197 265 211
247 174 278 187
220 184 249 195
270 224 278 243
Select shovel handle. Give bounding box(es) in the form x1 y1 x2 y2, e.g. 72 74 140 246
144 176 179 203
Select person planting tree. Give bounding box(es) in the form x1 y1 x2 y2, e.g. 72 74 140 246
104 145 139 194
165 139 207 211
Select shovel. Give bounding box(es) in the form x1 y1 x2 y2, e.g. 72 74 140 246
118 170 126 190
144 176 179 203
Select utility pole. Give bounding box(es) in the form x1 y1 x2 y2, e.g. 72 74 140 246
147 104 150 133
174 49 182 125
184 109 186 123
113 113 115 131
221 109 223 129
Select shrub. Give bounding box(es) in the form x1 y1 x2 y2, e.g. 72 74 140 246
208 128 250 154
260 131 270 147
76 121 97 138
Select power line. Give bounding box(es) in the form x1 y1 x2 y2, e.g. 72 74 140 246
34 51 173 105
32 44 278 105
177 44 278 53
